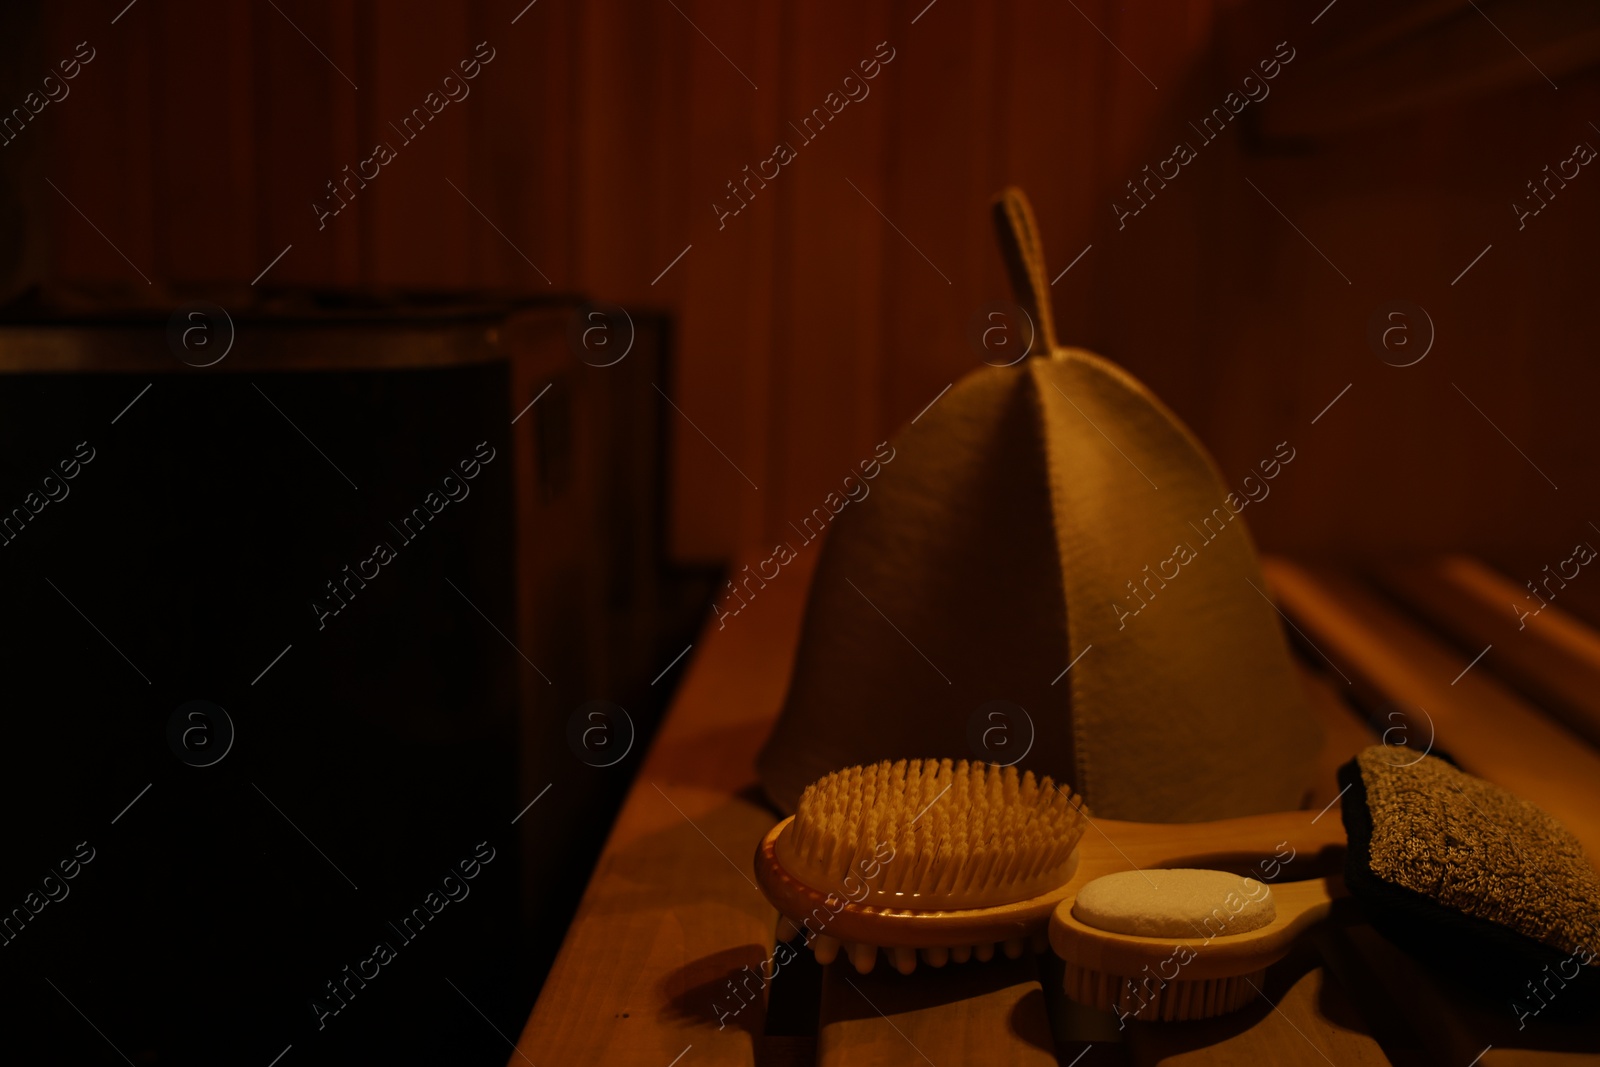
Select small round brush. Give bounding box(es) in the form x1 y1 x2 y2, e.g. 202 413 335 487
753 758 1090 975
1052 869 1342 1022
1046 809 1351 1023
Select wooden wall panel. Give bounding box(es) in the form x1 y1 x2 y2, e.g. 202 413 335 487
667 1 784 551
472 0 573 289
41 5 158 288
148 0 255 282
763 5 894 547
365 0 476 287
14 0 1600 565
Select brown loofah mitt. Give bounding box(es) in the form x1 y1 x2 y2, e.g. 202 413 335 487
1339 746 1600 990
756 188 1321 821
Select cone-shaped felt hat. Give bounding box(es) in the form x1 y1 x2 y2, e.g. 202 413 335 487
757 188 1320 820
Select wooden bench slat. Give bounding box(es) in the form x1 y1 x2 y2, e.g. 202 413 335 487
1378 555 1600 750
1261 558 1600 864
508 557 817 1066
1335 924 1600 1066
1296 659 1380 807
1490 549 1600 633
817 956 1059 1067
1124 948 1395 1067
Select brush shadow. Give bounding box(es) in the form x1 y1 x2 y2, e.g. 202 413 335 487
659 944 772 1037
817 952 1058 1056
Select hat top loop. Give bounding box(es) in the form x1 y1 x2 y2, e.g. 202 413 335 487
992 187 1061 357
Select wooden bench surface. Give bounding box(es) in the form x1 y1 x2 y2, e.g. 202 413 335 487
509 555 1600 1066
507 552 816 1066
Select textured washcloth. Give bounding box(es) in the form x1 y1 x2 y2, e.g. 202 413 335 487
1339 745 1600 965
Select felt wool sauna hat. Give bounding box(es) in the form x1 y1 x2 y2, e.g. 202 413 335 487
756 187 1320 820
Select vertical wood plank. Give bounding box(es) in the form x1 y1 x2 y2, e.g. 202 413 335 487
366 0 475 288
251 0 362 284
149 0 259 282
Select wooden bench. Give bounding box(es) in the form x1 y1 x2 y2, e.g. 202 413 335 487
507 554 1600 1066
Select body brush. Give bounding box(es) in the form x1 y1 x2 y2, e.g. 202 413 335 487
1047 808 1348 1022
753 758 1089 974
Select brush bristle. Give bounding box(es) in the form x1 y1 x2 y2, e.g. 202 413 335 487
1062 962 1265 1021
779 759 1087 909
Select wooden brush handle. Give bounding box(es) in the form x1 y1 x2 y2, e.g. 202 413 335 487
1077 806 1349 882
1049 808 1352 983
